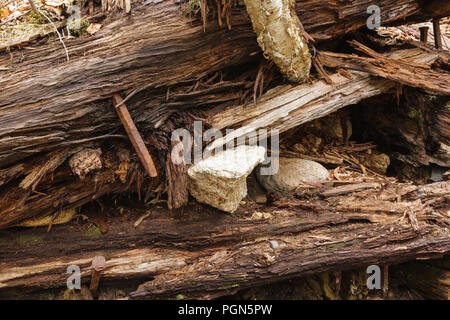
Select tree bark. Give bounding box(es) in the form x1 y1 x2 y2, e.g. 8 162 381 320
0 0 447 168
0 181 448 298
0 46 445 229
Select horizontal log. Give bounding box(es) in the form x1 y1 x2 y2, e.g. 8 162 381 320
0 143 162 229
0 181 448 298
0 46 444 229
0 0 446 167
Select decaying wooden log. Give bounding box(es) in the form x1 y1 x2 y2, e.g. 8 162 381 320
0 45 447 228
0 143 162 229
0 180 448 298
0 0 449 301
0 0 448 168
321 41 450 95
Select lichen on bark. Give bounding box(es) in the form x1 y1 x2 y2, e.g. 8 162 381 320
244 0 311 82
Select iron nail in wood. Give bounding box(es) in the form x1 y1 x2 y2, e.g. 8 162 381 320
112 94 158 178
432 18 442 49
89 255 106 293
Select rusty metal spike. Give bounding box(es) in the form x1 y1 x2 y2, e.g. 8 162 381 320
112 94 158 178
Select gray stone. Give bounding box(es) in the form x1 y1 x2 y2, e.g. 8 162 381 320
246 174 267 204
256 157 330 196
188 145 266 213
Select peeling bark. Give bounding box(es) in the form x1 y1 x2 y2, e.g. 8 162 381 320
244 0 311 82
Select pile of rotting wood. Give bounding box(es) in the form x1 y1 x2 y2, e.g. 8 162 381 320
0 0 449 299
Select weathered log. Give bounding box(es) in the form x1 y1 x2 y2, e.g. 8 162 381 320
0 181 448 298
0 0 448 168
0 46 445 229
0 143 162 229
205 47 442 152
321 41 450 95
243 0 312 83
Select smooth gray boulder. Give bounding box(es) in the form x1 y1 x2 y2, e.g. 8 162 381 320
256 157 330 195
188 145 266 213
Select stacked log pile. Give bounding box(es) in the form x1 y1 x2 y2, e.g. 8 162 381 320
0 0 449 299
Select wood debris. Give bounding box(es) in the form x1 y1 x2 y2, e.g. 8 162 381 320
0 0 448 301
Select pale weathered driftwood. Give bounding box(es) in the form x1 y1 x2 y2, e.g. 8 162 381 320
0 181 448 298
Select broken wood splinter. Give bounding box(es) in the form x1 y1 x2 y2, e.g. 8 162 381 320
112 94 158 178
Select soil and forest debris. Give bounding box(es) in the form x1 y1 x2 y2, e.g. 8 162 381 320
0 0 449 300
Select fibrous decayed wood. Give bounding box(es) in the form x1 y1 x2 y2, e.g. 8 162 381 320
0 0 449 301
0 45 446 229
205 47 443 152
0 181 448 298
392 257 450 300
0 143 162 229
0 0 448 168
321 41 450 95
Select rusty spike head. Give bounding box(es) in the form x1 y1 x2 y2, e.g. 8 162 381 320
92 256 106 272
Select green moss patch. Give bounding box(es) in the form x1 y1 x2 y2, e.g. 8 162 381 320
85 226 102 237
16 234 45 246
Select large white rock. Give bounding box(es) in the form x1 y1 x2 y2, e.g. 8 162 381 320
256 157 330 195
188 145 266 213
